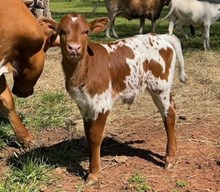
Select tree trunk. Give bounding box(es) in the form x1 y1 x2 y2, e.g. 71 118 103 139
43 0 51 18
31 0 51 18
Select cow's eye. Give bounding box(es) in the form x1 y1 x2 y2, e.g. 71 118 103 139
59 29 66 36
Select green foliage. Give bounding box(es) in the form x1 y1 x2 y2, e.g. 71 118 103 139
0 113 16 149
0 154 53 192
128 173 151 192
176 180 188 188
16 92 73 130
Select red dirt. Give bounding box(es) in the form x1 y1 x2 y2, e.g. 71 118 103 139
1 115 219 192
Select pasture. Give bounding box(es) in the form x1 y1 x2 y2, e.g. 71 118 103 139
0 0 219 191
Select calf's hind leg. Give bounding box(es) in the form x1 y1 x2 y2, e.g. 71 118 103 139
148 90 177 169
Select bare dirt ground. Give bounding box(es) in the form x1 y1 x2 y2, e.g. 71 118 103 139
1 47 220 192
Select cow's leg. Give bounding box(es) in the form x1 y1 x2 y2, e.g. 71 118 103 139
106 13 118 38
168 15 177 35
151 20 156 33
83 111 109 185
111 16 118 38
148 90 177 169
203 23 210 50
176 22 188 39
0 76 34 148
139 18 145 34
189 25 196 36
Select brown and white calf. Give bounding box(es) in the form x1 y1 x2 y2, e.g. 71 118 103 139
0 0 59 148
58 13 186 185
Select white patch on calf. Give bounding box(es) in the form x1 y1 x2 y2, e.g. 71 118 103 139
68 82 114 120
71 17 78 23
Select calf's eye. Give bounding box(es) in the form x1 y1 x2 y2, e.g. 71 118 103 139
82 30 89 35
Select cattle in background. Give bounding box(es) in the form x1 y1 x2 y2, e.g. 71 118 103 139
57 12 186 185
163 0 220 50
0 0 59 147
23 0 45 10
104 0 171 38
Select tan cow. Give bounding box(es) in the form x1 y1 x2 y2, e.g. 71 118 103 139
104 0 171 38
0 0 59 148
57 13 186 185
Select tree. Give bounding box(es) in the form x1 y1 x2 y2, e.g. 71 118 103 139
31 0 51 18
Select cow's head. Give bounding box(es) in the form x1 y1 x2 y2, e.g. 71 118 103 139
58 13 109 62
12 50 45 98
38 17 60 51
12 18 59 98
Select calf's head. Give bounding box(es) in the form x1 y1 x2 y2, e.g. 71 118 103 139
58 13 109 62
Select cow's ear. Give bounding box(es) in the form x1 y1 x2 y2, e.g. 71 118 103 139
38 17 59 34
89 17 109 34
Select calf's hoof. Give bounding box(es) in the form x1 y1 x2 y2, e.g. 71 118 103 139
165 156 176 169
85 173 99 186
165 162 175 169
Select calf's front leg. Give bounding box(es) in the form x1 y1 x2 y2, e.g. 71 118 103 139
0 76 34 148
83 111 109 185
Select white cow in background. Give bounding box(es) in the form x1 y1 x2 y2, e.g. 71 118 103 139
163 0 220 50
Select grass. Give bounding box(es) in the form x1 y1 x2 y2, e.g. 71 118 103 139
0 154 53 192
175 180 188 188
20 92 69 129
128 173 151 192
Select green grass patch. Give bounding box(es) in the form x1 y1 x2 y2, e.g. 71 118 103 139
15 91 75 130
0 113 17 149
176 179 188 188
0 154 53 192
128 173 151 192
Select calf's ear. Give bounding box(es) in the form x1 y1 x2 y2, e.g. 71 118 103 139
89 17 109 34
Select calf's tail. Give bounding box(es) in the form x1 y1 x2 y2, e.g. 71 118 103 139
161 34 187 83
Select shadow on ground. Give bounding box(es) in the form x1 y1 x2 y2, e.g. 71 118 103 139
7 136 165 180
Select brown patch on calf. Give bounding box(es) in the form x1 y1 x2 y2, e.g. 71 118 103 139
80 43 112 97
77 43 133 97
108 43 134 94
143 47 173 81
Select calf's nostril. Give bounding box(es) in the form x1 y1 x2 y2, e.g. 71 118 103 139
67 44 73 51
67 43 81 54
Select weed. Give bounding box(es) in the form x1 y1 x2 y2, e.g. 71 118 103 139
176 180 188 188
128 173 151 192
0 154 54 192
